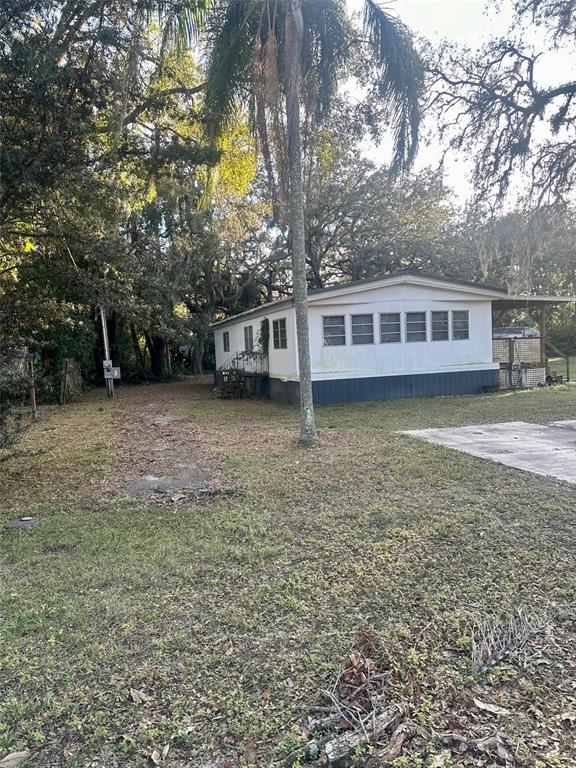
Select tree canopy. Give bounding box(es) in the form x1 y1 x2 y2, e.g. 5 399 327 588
1 0 575 432
429 0 576 205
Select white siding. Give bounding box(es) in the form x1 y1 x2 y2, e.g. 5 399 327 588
267 307 299 379
214 307 298 379
214 280 500 382
307 283 497 380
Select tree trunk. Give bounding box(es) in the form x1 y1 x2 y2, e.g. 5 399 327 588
145 332 165 379
130 322 146 373
285 0 317 447
108 311 119 365
191 328 208 375
93 306 105 383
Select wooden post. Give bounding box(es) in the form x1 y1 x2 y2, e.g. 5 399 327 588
29 356 37 421
540 305 547 367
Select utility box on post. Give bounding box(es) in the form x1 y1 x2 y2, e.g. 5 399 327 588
103 360 121 380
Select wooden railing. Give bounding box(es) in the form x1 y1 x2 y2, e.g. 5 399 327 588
219 351 269 375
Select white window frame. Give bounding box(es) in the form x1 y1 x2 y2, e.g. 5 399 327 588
351 313 375 345
223 331 230 352
379 312 402 344
452 310 470 341
431 311 449 341
322 314 347 347
244 325 254 351
272 318 287 349
406 311 427 343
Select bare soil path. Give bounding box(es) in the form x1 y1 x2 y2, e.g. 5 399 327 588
100 378 236 504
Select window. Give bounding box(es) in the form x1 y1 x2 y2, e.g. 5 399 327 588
351 314 374 345
244 325 254 351
380 313 401 343
406 312 427 342
223 331 230 352
431 311 449 341
452 310 469 340
323 315 346 346
273 318 287 349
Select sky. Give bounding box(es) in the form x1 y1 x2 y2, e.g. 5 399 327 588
347 0 574 205
368 0 512 42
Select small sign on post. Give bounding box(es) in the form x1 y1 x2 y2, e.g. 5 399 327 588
103 360 121 380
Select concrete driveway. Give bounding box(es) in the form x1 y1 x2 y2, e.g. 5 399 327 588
404 420 576 485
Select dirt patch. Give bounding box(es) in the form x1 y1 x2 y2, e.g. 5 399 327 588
101 379 239 505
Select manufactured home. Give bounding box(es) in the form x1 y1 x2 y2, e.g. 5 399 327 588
212 270 575 404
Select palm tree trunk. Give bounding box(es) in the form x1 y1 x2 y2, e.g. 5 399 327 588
285 0 317 447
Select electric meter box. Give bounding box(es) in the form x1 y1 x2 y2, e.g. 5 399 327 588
103 360 121 379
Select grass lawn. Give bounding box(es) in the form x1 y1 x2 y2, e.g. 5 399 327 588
2 380 576 767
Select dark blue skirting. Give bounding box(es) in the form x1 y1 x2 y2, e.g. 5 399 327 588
268 369 499 405
269 377 300 404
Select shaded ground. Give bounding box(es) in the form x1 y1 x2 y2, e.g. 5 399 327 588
2 379 576 767
99 381 236 504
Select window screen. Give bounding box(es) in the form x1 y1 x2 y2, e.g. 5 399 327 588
244 325 254 351
379 313 401 343
406 312 427 342
223 331 230 352
452 310 469 340
272 318 287 349
431 311 449 341
323 316 346 346
351 314 374 345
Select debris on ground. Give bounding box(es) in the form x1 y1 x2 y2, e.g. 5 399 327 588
0 751 31 768
4 516 38 529
280 634 411 767
278 617 576 767
471 608 549 675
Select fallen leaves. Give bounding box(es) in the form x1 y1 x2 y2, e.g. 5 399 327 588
428 750 451 768
149 744 170 765
0 752 31 768
441 731 515 765
473 698 511 717
130 687 150 705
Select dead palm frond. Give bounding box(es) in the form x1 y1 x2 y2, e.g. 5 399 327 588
204 0 422 173
363 0 423 174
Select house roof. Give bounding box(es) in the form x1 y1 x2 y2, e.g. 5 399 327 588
306 268 507 297
493 295 576 310
210 269 575 328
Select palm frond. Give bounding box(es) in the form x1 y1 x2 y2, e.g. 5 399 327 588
302 0 349 122
203 0 259 139
142 0 211 52
363 0 423 174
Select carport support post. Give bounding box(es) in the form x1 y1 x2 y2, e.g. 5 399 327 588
540 306 547 370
